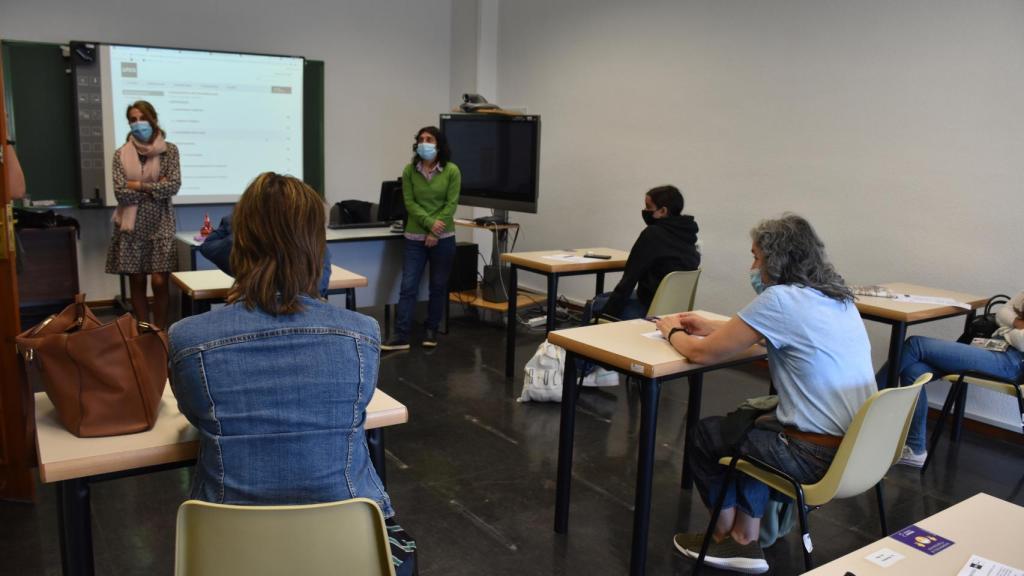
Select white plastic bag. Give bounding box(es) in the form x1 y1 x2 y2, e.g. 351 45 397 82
518 341 619 403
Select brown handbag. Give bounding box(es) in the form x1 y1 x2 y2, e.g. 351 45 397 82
16 294 169 437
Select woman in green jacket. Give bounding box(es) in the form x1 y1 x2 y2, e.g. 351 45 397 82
382 126 461 350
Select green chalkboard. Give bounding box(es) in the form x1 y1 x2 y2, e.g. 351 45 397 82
1 41 326 205
2 41 77 206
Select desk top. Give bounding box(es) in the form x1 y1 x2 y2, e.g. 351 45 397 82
171 265 367 300
454 218 520 231
547 313 766 378
500 248 629 273
855 282 987 323
177 227 403 248
35 386 407 483
806 493 1024 575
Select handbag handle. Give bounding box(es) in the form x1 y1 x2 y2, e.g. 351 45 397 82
985 294 1012 316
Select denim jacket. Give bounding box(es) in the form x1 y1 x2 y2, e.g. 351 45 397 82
168 295 393 517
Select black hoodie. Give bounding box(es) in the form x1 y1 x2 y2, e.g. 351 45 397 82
603 214 700 318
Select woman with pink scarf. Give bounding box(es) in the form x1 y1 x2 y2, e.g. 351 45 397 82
105 100 180 328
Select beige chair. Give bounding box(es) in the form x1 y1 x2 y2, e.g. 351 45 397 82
922 372 1024 473
174 498 396 576
692 373 931 574
646 269 702 317
595 269 702 323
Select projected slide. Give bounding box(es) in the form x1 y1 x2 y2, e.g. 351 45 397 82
98 45 303 204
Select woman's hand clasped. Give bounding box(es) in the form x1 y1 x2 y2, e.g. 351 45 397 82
657 312 716 337
424 234 439 248
431 219 446 236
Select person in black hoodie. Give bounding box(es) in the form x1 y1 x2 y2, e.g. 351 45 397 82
588 185 700 321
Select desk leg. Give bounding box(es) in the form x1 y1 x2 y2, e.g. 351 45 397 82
629 376 662 576
181 294 194 318
346 288 357 311
546 274 560 334
595 272 605 296
196 300 212 315
384 304 392 339
57 478 94 576
367 429 387 488
952 378 969 443
505 266 519 379
885 322 907 389
681 373 703 490
554 351 579 533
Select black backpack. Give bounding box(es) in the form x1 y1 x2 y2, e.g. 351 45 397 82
957 294 1011 343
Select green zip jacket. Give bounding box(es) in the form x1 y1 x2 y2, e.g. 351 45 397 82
401 162 461 236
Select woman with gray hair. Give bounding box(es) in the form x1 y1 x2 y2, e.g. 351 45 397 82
656 214 875 574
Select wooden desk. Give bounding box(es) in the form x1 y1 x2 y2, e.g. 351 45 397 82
36 386 407 576
171 264 368 316
547 315 767 576
500 248 629 378
856 282 986 437
806 493 1024 575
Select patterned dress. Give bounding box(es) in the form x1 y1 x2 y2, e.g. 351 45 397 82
105 142 181 274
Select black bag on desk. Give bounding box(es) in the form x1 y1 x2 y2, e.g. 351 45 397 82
329 200 376 228
957 294 1011 343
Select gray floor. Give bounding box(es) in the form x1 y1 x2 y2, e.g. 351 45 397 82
3 306 1023 575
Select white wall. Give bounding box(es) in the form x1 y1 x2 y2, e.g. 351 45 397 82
1 0 453 298
495 0 1024 428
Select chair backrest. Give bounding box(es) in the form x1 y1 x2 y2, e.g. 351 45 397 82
807 373 930 502
175 498 396 576
646 269 701 317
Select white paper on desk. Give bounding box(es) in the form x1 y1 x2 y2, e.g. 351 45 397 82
641 330 704 341
892 294 972 310
542 254 592 264
957 555 1024 576
865 547 905 568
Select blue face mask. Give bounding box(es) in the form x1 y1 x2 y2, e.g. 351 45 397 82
130 121 153 142
750 267 766 295
416 142 437 162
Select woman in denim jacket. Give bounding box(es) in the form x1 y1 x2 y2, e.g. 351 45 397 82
169 172 416 574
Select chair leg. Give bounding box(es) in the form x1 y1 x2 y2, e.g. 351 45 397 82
795 487 813 571
693 456 739 576
922 377 962 474
875 481 888 536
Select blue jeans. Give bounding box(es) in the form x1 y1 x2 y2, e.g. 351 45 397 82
581 291 647 324
395 236 455 338
692 416 835 518
876 336 1024 452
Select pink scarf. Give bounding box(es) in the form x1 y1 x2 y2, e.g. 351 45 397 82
112 134 167 232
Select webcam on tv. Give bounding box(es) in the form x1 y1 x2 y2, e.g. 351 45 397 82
460 93 499 112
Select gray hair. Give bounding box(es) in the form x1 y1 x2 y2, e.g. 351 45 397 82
750 214 853 302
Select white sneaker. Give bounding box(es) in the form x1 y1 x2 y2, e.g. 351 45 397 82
896 445 927 468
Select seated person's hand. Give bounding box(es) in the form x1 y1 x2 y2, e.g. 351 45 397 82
431 219 446 235
656 315 685 338
424 234 439 248
127 180 143 190
1014 316 1024 330
670 311 716 337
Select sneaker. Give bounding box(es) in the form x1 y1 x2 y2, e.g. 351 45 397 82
422 328 438 348
673 532 769 574
896 445 927 468
381 336 410 351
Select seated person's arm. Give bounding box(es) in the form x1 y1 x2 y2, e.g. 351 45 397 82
656 311 761 365
198 216 233 275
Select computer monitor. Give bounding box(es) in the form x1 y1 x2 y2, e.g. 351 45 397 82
440 113 541 214
377 179 406 223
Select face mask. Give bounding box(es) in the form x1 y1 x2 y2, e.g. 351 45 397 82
130 121 153 142
416 142 437 162
750 267 766 295
641 210 657 225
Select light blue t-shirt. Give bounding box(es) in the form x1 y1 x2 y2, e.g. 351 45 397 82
737 284 876 436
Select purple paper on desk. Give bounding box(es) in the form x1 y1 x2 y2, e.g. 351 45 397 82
890 525 954 555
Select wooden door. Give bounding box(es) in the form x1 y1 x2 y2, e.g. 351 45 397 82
0 43 36 502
